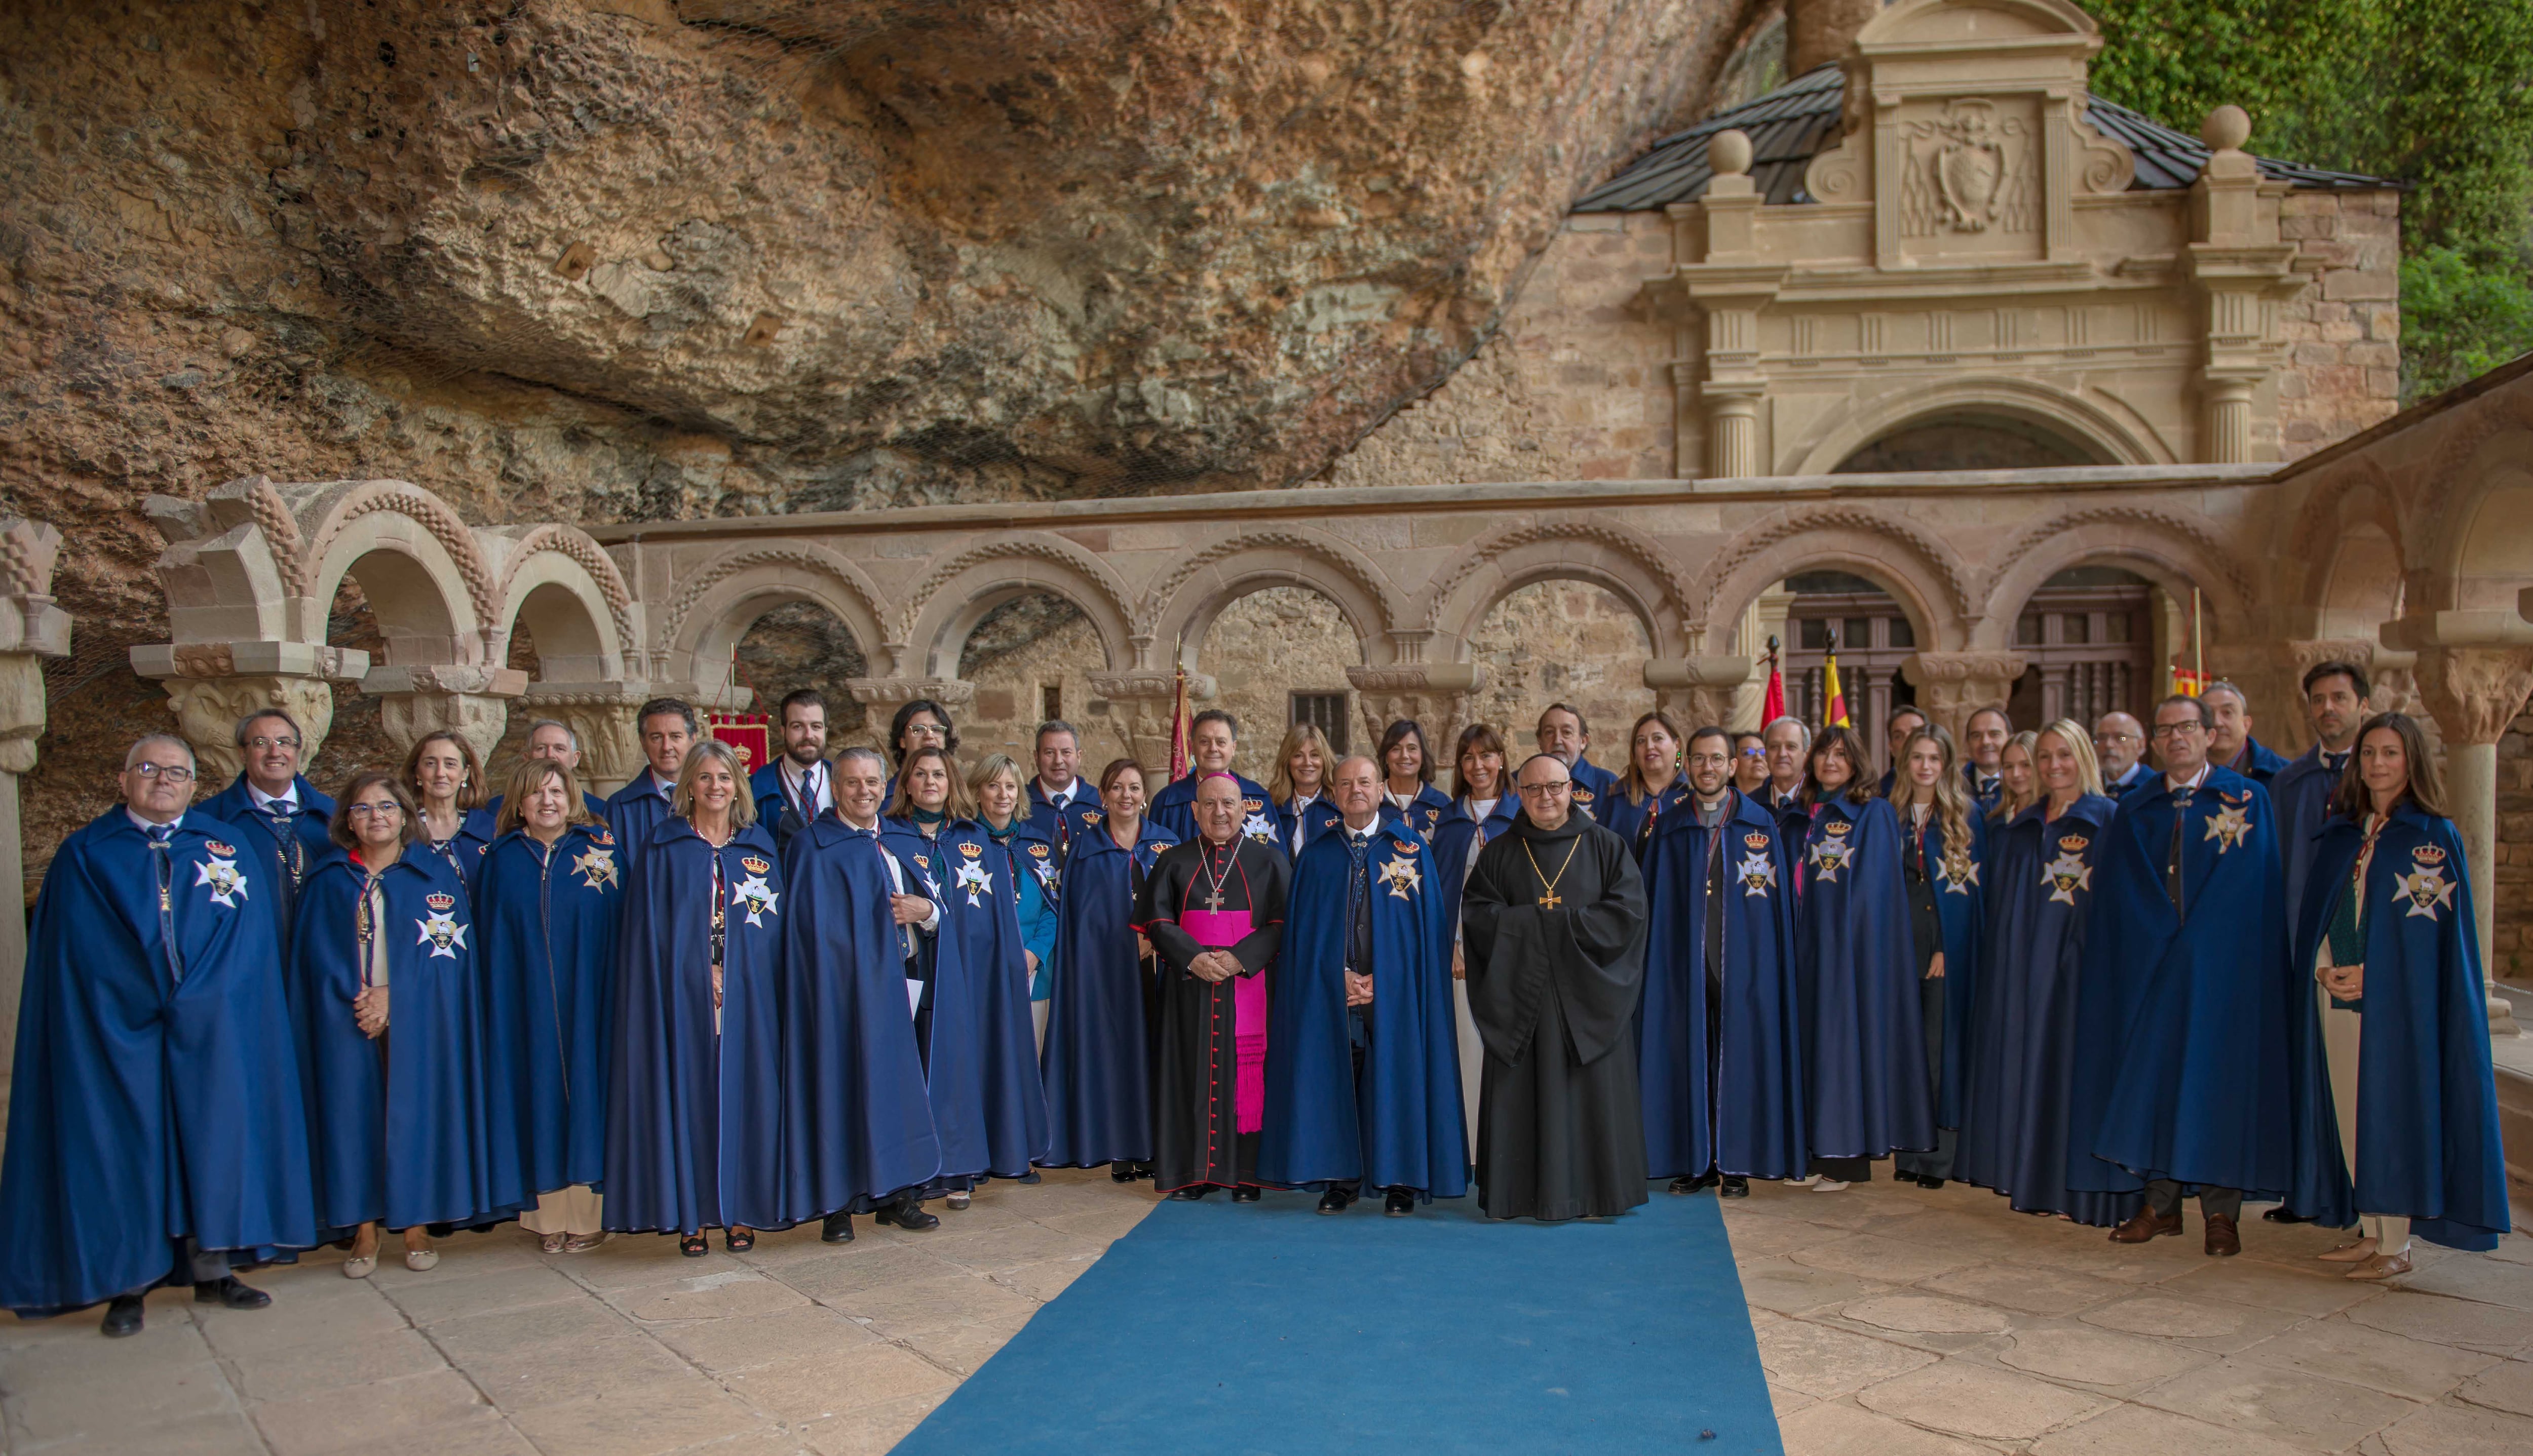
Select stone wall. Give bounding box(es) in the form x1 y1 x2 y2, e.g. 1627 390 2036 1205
2275 191 2406 458
2495 702 2533 983
1467 581 1658 760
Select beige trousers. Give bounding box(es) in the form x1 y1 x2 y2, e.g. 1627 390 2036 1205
520 1184 604 1237
2318 985 2411 1253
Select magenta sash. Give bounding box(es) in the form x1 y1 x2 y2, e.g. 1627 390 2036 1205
1181 907 1267 1133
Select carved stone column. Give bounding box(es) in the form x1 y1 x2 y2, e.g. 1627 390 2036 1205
130 641 369 784
366 664 529 767
1644 656 1752 730
0 518 70 1079
1901 651 2028 743
521 684 651 798
1347 664 1486 780
1087 670 1214 779
2413 643 2533 1036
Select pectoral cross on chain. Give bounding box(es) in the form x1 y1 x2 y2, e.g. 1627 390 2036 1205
1203 888 1225 911
1537 886 1562 911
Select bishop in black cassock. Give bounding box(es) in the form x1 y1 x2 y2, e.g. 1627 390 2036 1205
1462 755 1650 1222
1133 773 1290 1199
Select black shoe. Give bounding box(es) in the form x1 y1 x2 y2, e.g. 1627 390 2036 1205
1230 1186 1261 1204
1384 1190 1414 1217
2262 1207 2313 1225
194 1277 270 1310
1915 1175 1947 1190
820 1212 855 1244
875 1199 940 1232
1017 1171 1043 1185
100 1295 144 1338
1669 1173 1717 1195
1110 1163 1139 1184
1719 1176 1749 1198
1168 1186 1210 1201
1317 1187 1356 1215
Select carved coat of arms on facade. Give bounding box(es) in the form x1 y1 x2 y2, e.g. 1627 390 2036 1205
1901 99 2035 237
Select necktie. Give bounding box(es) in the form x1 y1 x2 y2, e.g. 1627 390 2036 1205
2167 790 2191 913
2324 752 2348 776
147 825 181 982
268 802 304 888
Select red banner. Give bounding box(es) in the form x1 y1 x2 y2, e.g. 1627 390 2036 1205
707 713 772 776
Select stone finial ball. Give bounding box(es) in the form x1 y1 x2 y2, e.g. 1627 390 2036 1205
2201 104 2252 152
1708 128 1754 178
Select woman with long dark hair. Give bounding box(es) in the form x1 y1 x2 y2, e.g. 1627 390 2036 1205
1887 725 1984 1190
2287 712 2511 1275
1377 719 1454 843
477 758 619 1253
291 770 522 1276
1789 725 1933 1191
1041 759 1178 1180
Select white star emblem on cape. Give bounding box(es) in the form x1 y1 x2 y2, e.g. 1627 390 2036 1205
953 858 994 907
415 910 468 959
731 874 779 928
194 855 249 909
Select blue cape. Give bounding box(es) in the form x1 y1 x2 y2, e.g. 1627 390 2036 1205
420 813 494 900
2068 767 2293 1198
2230 735 2290 785
1796 797 1935 1159
602 774 677 872
290 850 526 1232
1258 823 1468 1198
1952 796 2138 1225
1903 804 1986 1127
1385 783 1456 845
1 811 317 1315
1595 779 1691 858
776 818 943 1219
1428 796 1516 929
198 772 335 955
1638 790 1806 1178
477 823 622 1197
882 819 1050 1182
1282 794 1344 860
749 761 826 863
604 817 788 1232
984 819 1062 995
2285 807 2511 1250
1040 813 1177 1166
1564 754 1618 823
1028 778 1106 856
1148 771 1284 851
2269 744 2347 932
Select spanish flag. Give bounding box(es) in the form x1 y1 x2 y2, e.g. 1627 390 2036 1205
1822 649 1851 729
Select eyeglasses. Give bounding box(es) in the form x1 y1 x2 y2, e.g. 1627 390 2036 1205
1738 747 1766 759
1516 781 1571 796
905 723 948 741
244 736 301 751
2150 722 2205 739
2097 732 2141 744
346 803 405 819
131 762 197 782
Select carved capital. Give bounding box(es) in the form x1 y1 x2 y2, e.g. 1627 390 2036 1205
159 674 340 784
1902 651 2027 740
846 677 978 710
1644 655 1752 728
374 691 519 767
2414 647 2533 748
0 518 70 659
529 696 647 796
1348 664 1486 763
1086 671 1216 704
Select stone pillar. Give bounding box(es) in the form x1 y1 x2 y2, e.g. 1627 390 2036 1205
1347 664 1487 786
1644 656 1752 731
1674 130 1788 483
2186 105 2299 466
2205 376 2258 465
1087 671 1213 778
2413 643 2533 1036
0 519 70 1080
367 664 529 766
1902 651 2028 743
130 642 369 784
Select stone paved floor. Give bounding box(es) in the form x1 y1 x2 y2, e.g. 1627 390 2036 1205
2 1169 2527 1454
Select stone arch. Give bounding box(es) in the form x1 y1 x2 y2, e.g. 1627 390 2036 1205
662 543 892 690
1422 517 1693 662
1786 375 2170 476
1693 504 1972 651
1142 529 1397 668
898 534 1135 681
294 480 495 667
1976 505 2255 647
2418 426 2533 617
2284 458 2407 631
486 525 632 681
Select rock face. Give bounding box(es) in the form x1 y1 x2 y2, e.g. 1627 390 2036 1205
0 0 1761 865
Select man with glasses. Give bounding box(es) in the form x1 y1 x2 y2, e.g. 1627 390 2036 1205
200 709 334 957
604 697 698 869
2067 694 2293 1258
1 736 315 1336
1460 754 1650 1221
2093 711 2150 795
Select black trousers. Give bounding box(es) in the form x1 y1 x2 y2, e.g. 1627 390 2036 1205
1895 977 1956 1180
2145 1179 2243 1221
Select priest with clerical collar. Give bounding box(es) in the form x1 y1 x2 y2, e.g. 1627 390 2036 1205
1461 754 1650 1222
1261 756 1467 1216
1134 772 1291 1201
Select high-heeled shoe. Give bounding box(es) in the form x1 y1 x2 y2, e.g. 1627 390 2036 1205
2317 1237 2378 1263
2346 1249 2412 1280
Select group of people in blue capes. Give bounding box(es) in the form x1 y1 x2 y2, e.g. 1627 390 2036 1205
1 662 2510 1337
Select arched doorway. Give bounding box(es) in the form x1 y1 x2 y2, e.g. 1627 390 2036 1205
736 602 871 753
1467 580 1655 764
957 590 1121 767
1833 413 2106 474
1199 585 1361 779
2001 566 2163 730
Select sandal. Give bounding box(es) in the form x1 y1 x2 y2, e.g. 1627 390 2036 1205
679 1233 708 1257
562 1233 607 1253
724 1228 755 1252
540 1232 569 1255
946 1191 972 1211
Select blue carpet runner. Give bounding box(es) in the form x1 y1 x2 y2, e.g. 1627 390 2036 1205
893 1186 1781 1454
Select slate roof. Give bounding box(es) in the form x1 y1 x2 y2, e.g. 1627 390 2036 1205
1572 64 2394 213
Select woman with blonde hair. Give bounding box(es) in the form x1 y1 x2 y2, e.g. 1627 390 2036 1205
1886 725 1985 1189
479 758 619 1252
1270 722 1338 857
972 754 1062 1049
1988 730 2042 823
606 739 785 1256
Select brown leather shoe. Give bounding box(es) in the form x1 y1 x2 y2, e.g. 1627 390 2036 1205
2108 1207 2183 1243
2204 1213 2241 1257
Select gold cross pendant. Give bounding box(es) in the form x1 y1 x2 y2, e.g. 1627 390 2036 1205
1537 889 1562 911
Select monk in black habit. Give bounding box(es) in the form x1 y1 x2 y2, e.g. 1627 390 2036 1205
1463 754 1652 1221
1134 772 1291 1200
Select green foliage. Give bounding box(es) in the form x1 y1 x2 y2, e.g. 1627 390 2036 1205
2088 0 2533 399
